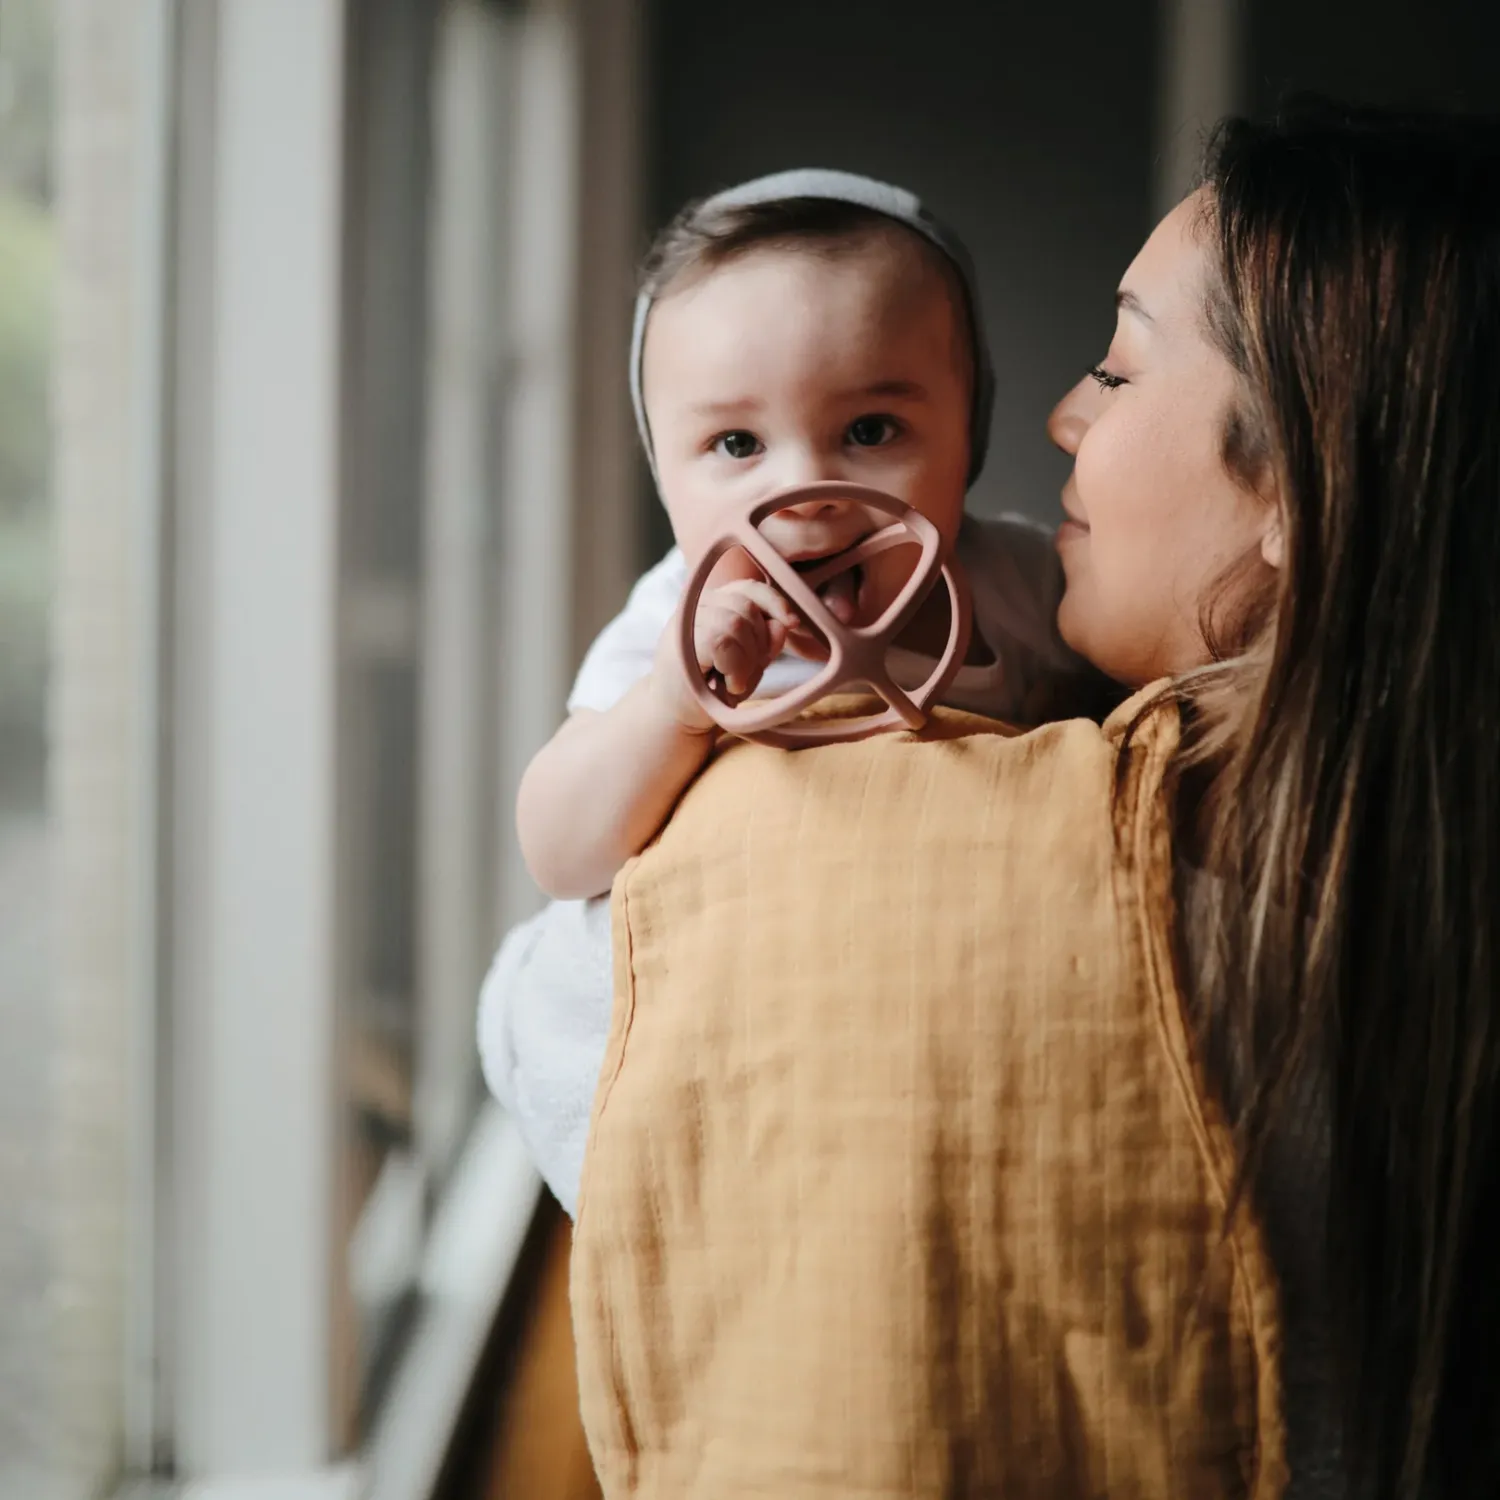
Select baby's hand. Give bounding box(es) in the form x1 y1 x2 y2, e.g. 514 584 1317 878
651 579 800 731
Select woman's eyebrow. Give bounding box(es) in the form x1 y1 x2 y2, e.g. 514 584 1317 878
1115 288 1153 324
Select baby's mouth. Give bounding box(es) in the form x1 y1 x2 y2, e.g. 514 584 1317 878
790 550 866 628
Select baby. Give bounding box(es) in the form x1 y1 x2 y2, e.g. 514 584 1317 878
516 169 1100 903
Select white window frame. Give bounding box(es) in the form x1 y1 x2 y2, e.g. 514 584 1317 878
163 0 350 1474
121 0 645 1494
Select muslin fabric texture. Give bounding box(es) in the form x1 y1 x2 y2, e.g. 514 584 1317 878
570 692 1286 1499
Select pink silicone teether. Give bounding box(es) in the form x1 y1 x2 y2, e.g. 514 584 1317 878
677 482 973 748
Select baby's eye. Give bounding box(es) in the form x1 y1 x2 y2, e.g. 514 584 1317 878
1088 365 1127 391
714 430 763 460
846 414 900 448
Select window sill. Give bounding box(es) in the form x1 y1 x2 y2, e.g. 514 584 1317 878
117 1101 542 1500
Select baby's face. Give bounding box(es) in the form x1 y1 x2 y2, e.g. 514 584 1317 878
641 231 972 637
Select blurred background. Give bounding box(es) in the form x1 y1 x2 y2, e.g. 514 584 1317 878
0 1 1495 1497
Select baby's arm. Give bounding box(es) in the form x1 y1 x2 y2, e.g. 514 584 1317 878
517 576 799 900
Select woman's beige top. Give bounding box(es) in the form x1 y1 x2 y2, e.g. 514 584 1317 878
570 694 1287 1499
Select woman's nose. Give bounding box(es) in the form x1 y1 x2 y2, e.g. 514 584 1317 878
1047 382 1091 457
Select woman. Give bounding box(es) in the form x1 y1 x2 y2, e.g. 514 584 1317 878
1052 102 1500 1500
483 102 1500 1498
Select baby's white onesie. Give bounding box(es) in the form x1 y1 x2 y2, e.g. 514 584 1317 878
480 513 1089 1213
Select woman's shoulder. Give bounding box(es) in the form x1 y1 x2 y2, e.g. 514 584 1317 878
919 679 1173 764
649 685 1178 889
677 682 1175 800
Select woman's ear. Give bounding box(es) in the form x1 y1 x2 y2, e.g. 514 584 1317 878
1259 511 1285 570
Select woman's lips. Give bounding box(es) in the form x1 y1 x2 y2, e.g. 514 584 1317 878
1057 484 1089 541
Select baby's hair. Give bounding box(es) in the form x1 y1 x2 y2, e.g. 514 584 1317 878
640 196 909 295
638 195 977 382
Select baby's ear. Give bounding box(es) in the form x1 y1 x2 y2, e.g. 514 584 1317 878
1259 511 1285 571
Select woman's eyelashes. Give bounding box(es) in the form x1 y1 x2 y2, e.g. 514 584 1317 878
1088 364 1127 392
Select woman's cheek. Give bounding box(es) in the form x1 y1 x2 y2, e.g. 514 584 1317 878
1072 413 1137 529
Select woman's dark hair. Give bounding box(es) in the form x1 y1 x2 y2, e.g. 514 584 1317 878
1163 100 1500 1498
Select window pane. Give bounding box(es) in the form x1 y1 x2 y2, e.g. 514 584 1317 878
338 0 433 1434
0 0 58 1487
338 0 509 1437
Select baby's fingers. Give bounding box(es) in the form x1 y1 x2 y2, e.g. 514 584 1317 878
719 579 801 633
701 605 774 696
694 597 761 665
711 634 760 697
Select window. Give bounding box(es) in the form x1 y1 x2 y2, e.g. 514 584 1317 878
0 0 58 1484
144 0 640 1491
2 1 642 1492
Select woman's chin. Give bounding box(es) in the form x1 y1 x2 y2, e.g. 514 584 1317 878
1055 591 1088 657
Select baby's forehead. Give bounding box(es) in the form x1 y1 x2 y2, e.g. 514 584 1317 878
654 228 970 354
691 223 958 305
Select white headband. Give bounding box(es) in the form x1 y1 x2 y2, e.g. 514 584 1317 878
630 167 995 490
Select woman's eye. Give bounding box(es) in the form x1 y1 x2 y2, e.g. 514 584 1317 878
846 414 899 448
715 430 763 460
1088 365 1127 391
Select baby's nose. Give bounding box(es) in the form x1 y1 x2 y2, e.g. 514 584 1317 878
776 491 849 520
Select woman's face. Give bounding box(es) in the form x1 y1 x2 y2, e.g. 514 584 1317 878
1047 191 1280 688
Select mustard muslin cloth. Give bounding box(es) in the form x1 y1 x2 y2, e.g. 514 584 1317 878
571 696 1285 1499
